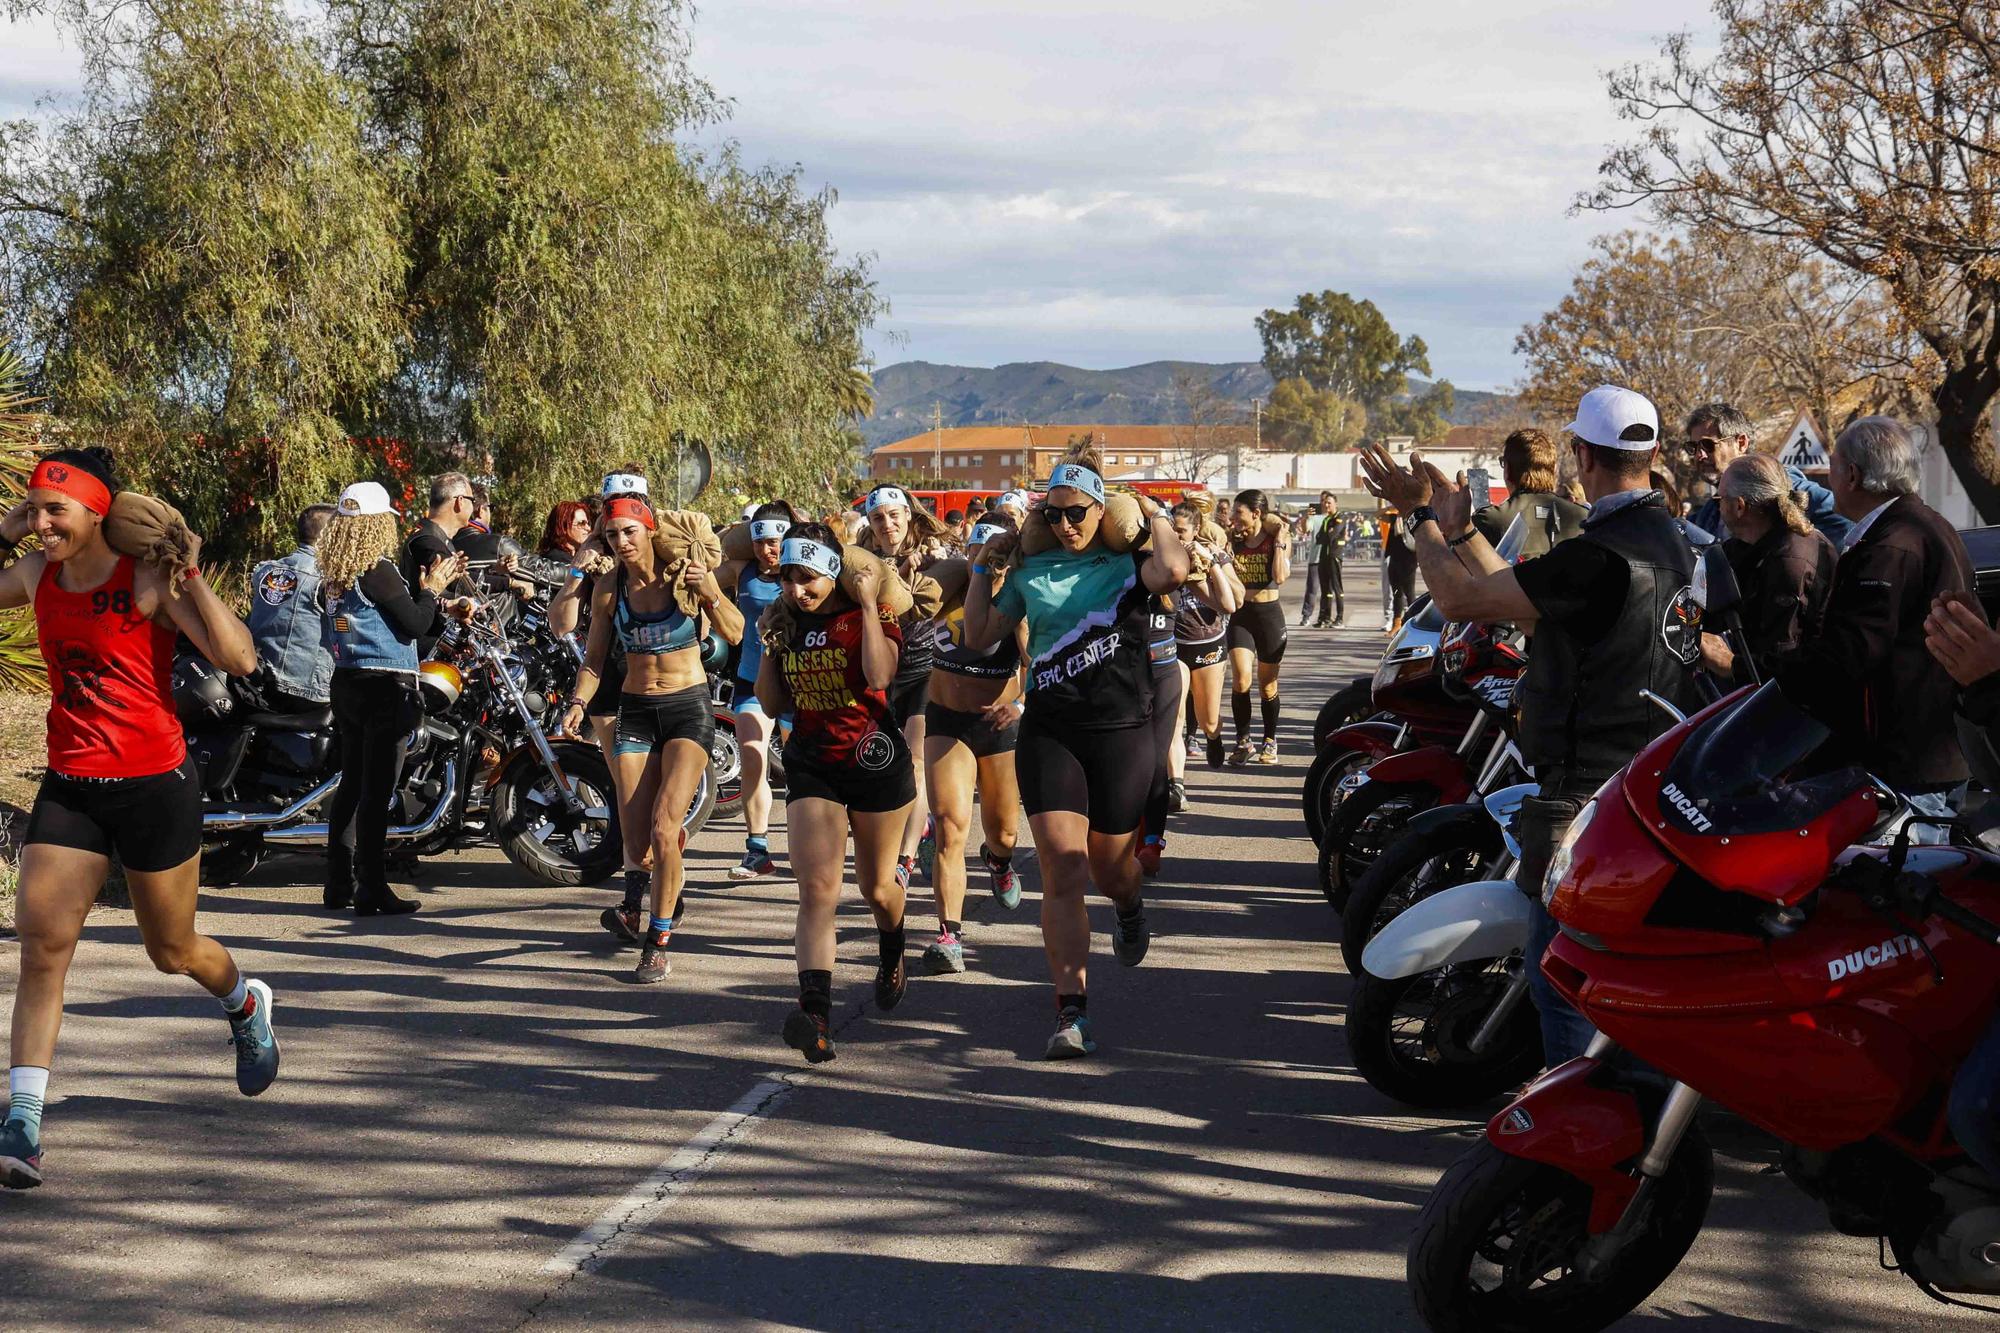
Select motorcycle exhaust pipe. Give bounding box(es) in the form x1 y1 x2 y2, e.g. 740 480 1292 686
264 761 459 846
203 775 340 832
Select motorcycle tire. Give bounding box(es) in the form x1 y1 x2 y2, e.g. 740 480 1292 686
1408 1130 1713 1333
1312 677 1375 753
682 762 718 841
1340 806 1501 976
491 747 623 886
1345 961 1545 1108
1317 779 1432 910
710 717 744 821
1304 745 1377 850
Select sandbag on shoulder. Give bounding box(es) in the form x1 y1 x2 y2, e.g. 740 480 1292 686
924 556 970 615
106 491 199 597
839 543 912 619
650 510 725 615
1018 492 1149 556
719 521 753 564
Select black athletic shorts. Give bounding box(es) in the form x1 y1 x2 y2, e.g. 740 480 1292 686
1226 599 1288 664
586 645 627 719
887 671 930 729
1177 638 1226 669
786 750 916 813
614 684 715 756
1016 716 1152 834
924 700 1020 759
26 756 202 873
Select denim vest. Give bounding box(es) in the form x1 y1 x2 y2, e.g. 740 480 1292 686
247 547 336 702
323 562 420 674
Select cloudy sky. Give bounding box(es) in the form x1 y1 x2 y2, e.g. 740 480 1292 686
1 1 1716 390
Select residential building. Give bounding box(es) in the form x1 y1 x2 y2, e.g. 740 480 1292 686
868 423 1258 490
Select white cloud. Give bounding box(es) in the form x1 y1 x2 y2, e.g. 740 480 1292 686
0 1 1719 388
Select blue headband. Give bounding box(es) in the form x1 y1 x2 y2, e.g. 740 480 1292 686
967 523 1007 547
780 536 843 580
864 487 911 515
749 518 791 542
1046 464 1105 504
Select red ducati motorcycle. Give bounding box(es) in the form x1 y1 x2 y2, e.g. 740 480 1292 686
1408 681 2000 1331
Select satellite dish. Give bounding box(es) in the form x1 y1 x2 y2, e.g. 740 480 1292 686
670 434 713 509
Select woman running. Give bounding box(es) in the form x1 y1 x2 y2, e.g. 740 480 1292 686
963 453 1190 1058
755 524 915 1064
550 472 646 781
727 501 793 881
319 482 470 916
859 485 958 889
921 511 1026 974
0 448 275 1190
1136 578 1186 877
561 491 742 983
1224 489 1291 766
1171 502 1244 772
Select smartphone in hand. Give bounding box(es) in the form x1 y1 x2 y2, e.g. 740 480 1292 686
1466 467 1492 511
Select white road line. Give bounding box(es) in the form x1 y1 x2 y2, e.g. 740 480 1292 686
543 1074 795 1277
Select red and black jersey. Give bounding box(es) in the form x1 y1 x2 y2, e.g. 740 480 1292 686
36 556 186 779
1233 528 1279 590
779 606 905 770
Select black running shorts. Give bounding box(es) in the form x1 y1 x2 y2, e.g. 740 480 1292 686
614 684 715 756
1177 639 1226 670
924 700 1020 759
26 756 203 873
886 671 930 729
1226 599 1288 664
1015 716 1152 834
786 749 916 813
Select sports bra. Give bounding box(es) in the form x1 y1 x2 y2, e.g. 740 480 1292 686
614 568 699 656
932 604 1021 679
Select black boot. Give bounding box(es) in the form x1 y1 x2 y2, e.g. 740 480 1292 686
353 859 418 917
324 845 356 912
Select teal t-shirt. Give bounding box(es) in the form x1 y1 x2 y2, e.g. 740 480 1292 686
994 546 1155 729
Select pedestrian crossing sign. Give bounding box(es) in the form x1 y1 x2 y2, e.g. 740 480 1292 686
1777 410 1829 472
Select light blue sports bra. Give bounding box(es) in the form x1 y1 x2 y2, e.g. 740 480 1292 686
614 569 698 656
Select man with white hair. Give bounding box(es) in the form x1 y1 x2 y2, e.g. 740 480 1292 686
1779 416 1972 790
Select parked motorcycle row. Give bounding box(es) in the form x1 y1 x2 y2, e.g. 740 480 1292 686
1307 518 2000 1330
173 578 766 890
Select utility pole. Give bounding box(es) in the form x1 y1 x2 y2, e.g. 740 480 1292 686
933 401 943 484
1253 397 1262 449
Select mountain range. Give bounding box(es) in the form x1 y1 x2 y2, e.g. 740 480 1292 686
861 360 1514 447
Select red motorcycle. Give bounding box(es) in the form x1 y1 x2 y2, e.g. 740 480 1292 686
1408 681 2000 1332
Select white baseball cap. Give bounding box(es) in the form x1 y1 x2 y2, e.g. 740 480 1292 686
1566 385 1660 450
740 502 758 521
336 481 396 516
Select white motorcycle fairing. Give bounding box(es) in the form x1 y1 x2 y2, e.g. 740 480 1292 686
1359 878 1532 980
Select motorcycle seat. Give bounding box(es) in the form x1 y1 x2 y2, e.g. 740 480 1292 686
243 706 334 732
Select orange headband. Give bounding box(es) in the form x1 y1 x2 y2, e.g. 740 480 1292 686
604 496 656 530
29 460 112 517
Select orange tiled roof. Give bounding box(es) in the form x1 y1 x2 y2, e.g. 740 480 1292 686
872 424 1257 456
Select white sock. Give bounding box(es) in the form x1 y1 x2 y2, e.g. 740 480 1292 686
219 976 249 1015
8 1066 49 1134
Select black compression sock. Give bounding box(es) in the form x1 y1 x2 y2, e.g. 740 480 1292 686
799 969 833 1019
1232 689 1252 741
1057 993 1088 1014
878 922 906 970
1261 692 1281 742
1116 898 1146 923
620 869 647 913
943 919 962 936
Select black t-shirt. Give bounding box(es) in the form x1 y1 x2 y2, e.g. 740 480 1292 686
1513 534 1631 645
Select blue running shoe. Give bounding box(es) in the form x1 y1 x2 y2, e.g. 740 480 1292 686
0 1119 42 1189
922 931 966 975
916 818 937 882
983 845 1022 911
228 978 280 1097
1045 1005 1095 1060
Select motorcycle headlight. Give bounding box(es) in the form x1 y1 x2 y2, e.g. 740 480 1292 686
1543 798 1596 907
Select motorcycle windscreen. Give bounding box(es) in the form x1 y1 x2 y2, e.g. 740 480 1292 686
1639 682 1880 905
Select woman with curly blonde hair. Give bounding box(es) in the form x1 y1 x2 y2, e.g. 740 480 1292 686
319 483 467 917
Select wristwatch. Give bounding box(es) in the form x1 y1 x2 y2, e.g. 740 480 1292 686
1406 505 1439 532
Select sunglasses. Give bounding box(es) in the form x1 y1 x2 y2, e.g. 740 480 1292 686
1042 503 1096 528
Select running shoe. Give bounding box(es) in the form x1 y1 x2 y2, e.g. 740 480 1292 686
1166 778 1187 813
1258 739 1279 766
1207 734 1225 769
782 1008 837 1064
1045 1006 1096 1060
1314 619 1333 629
600 905 644 944
984 846 1022 910
1135 836 1163 878
228 979 281 1097
0 1119 43 1189
729 848 776 881
1184 731 1204 759
917 818 937 882
633 935 672 983
922 931 966 975
1112 902 1151 966
875 953 908 1011
894 855 915 892
1227 740 1253 767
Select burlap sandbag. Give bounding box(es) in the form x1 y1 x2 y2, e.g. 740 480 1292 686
907 571 944 622
1018 492 1148 556
758 544 913 656
650 510 725 616
106 492 198 597
924 556 970 615
719 521 753 564
1200 518 1230 549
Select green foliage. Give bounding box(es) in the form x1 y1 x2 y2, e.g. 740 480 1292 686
1255 291 1432 419
1376 380 1456 443
1 0 881 554
1263 377 1366 452
0 342 45 692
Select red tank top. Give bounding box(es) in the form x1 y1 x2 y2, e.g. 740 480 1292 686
36 557 186 778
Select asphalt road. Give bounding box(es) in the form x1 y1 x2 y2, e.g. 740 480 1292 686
0 564 1989 1330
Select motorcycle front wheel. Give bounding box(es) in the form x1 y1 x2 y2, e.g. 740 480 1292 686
1408 1131 1713 1333
1304 745 1377 851
1340 806 1500 976
1344 960 1543 1107
490 748 622 886
1318 779 1432 910
1312 676 1376 752
710 717 743 821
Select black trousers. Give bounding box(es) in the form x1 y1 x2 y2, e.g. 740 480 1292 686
328 670 422 889
1316 555 1344 622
